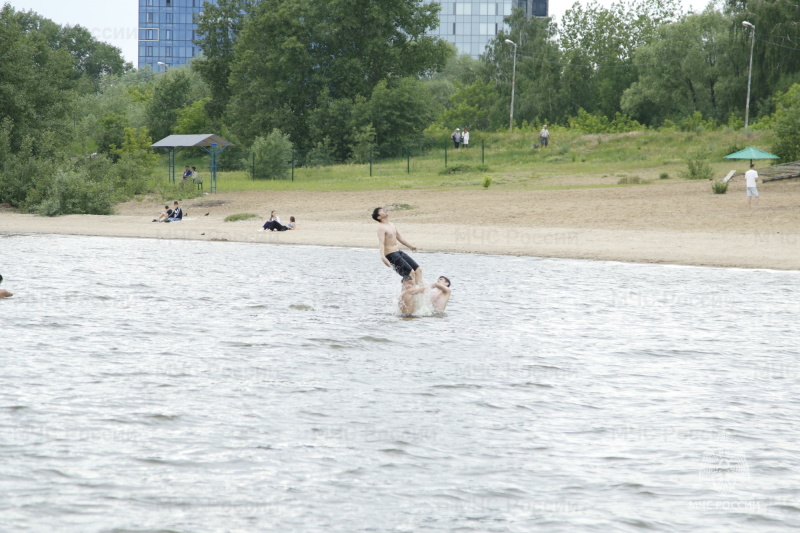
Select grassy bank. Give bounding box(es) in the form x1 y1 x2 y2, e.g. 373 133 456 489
157 129 774 192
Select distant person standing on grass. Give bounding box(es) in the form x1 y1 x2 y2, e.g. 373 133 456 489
462 128 470 149
539 125 550 147
745 163 759 208
451 128 462 149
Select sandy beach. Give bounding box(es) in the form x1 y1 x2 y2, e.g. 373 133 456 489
1 178 798 270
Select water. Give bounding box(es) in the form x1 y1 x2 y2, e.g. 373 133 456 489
1 234 799 532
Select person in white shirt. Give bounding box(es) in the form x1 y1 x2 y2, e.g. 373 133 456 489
540 125 550 147
462 128 470 149
744 163 759 209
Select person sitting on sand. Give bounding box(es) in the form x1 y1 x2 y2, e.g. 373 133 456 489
0 274 13 299
167 201 183 222
262 211 280 230
153 204 173 222
263 215 296 232
431 276 451 312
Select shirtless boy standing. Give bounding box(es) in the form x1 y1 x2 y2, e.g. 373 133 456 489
373 207 422 284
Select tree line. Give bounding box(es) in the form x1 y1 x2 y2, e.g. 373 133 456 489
1 0 800 214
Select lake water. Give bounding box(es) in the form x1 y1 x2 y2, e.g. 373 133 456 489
1 234 799 532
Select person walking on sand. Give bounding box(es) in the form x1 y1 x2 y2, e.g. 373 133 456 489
373 207 422 284
745 163 759 209
539 125 550 148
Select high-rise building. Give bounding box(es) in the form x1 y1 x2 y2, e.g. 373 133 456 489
138 0 206 71
137 0 547 70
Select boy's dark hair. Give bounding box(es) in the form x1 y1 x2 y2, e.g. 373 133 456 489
440 276 451 287
290 216 295 222
372 207 383 221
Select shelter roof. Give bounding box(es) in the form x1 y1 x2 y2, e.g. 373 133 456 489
151 134 233 148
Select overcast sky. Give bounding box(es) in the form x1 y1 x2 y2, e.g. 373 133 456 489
13 0 714 66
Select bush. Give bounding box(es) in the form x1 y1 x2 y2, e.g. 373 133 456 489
680 152 713 180
711 181 729 194
33 169 115 216
246 129 293 180
482 176 492 188
659 172 669 179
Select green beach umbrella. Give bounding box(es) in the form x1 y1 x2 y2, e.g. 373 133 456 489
724 147 780 167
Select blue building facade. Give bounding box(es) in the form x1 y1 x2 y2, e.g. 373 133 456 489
138 0 547 69
138 0 210 72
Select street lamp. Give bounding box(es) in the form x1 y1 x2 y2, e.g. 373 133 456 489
157 61 170 71
504 39 517 133
742 21 755 128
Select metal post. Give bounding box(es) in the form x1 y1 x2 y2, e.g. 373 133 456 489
252 152 255 180
369 146 373 177
407 147 410 174
742 21 755 128
291 151 294 181
444 140 448 167
504 39 518 133
482 139 485 165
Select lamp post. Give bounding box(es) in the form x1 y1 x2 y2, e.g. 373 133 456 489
157 61 170 71
504 39 517 133
742 21 755 128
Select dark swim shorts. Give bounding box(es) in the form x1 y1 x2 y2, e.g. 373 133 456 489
385 251 419 278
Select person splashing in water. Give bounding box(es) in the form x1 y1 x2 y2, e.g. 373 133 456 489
373 207 422 285
0 274 13 299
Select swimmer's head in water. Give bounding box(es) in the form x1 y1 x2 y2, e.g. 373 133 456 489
439 276 450 287
372 207 384 221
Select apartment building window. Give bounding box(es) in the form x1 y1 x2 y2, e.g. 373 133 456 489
146 12 154 23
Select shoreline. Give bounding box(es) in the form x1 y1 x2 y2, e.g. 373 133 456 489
1 181 798 271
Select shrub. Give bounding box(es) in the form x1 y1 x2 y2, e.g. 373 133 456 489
304 139 335 167
482 176 492 188
680 152 713 180
711 181 729 194
771 83 800 161
659 172 669 179
617 176 646 185
247 129 293 180
33 169 115 216
224 213 258 222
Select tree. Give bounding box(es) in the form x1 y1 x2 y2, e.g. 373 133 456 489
144 69 209 141
226 0 451 148
0 5 76 151
771 83 800 161
438 78 496 131
621 10 737 125
193 0 253 120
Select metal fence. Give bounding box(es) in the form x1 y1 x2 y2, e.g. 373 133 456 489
246 140 487 180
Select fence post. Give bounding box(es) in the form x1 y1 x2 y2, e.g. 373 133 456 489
252 152 255 180
369 146 373 177
482 139 485 165
407 147 410 174
444 140 448 167
291 151 294 181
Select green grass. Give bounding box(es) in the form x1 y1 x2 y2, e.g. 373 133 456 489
224 213 259 222
153 129 774 193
